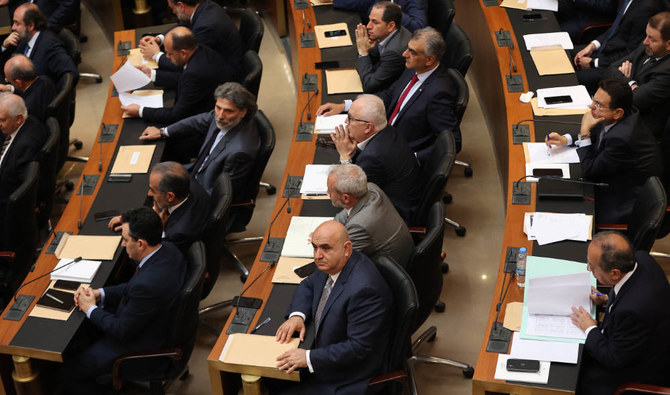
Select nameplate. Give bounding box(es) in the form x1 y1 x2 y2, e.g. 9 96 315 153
296 122 314 141
300 32 316 48
506 74 524 93
512 124 530 144
76 175 100 196
98 124 119 143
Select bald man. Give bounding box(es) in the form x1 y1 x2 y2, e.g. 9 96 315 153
2 55 55 122
275 221 392 394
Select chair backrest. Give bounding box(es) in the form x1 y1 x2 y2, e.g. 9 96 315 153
443 23 473 77
373 256 418 386
202 172 233 299
427 0 455 42
413 130 456 226
37 117 60 230
249 109 276 200
225 7 264 53
407 202 445 330
57 28 82 65
447 67 469 131
48 73 74 170
627 176 667 252
241 50 263 98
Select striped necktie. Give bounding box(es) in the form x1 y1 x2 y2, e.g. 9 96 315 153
314 277 334 332
0 135 12 158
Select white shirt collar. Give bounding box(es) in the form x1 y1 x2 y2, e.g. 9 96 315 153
416 63 439 82
26 31 39 54
168 195 188 215
138 245 162 268
613 262 637 296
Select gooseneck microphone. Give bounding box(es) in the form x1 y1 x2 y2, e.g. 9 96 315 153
13 257 83 301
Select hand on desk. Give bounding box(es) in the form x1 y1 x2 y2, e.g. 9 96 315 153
317 102 345 116
120 104 140 118
74 285 100 313
570 305 596 332
140 126 162 140
276 348 307 374
3 32 19 49
355 24 375 56
276 316 305 343
331 125 357 161
545 132 568 147
140 35 162 47
108 215 122 232
139 37 160 60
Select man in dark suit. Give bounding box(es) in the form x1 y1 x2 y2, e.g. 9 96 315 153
355 2 412 93
0 93 46 237
121 27 232 128
138 0 243 79
556 0 617 42
3 0 79 31
275 221 392 394
2 54 55 122
573 0 662 92
108 162 209 253
328 164 414 267
570 231 670 395
0 3 77 83
330 94 421 223
334 0 427 32
319 27 458 165
606 11 670 137
64 207 188 394
546 79 662 224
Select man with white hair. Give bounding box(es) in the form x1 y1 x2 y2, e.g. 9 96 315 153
330 94 420 223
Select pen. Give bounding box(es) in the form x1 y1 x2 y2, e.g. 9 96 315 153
591 290 605 297
546 133 552 156
45 292 64 304
250 317 271 334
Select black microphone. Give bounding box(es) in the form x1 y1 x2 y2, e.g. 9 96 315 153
514 174 609 188
77 179 84 229
98 130 103 172
491 271 514 337
514 118 581 130
13 257 83 301
297 88 319 133
264 196 290 253
233 260 277 315
287 195 292 214
508 43 517 73
301 9 312 32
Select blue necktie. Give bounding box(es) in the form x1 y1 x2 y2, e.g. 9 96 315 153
596 0 632 57
23 44 30 56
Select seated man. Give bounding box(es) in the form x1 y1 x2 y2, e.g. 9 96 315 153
570 231 670 395
2 54 55 122
606 11 670 138
556 0 616 42
63 207 188 394
355 2 411 93
275 221 392 394
108 161 210 253
319 27 457 165
3 0 79 32
334 0 426 32
121 27 232 128
545 79 662 224
330 94 420 223
327 164 414 267
138 0 243 79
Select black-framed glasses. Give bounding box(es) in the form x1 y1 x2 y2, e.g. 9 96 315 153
347 113 371 124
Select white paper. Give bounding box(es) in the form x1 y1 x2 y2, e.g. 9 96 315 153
526 0 558 11
524 142 580 163
281 216 333 258
51 258 102 282
510 332 579 364
300 164 332 195
526 314 586 339
523 32 573 50
537 85 591 109
494 354 551 384
110 61 151 93
314 114 347 134
525 163 570 182
524 212 591 245
118 91 164 108
527 272 591 315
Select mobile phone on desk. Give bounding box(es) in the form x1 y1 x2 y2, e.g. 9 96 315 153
94 209 120 221
108 174 132 183
294 261 316 278
53 280 81 291
544 95 573 105
325 29 346 38
506 358 540 373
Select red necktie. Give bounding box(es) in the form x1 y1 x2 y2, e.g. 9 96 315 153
389 74 419 124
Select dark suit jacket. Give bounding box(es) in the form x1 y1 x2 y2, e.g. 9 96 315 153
144 45 231 125
352 125 421 223
579 251 670 394
85 242 187 374
287 251 392 394
376 64 459 164
356 27 411 93
18 75 56 123
164 179 210 253
1 30 78 84
606 45 670 137
334 0 427 32
570 110 662 223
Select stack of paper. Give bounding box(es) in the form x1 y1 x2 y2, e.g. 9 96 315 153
537 85 591 109
523 32 573 50
510 332 579 364
51 258 102 282
526 0 558 11
281 216 333 258
55 234 122 260
315 114 347 134
524 212 592 245
300 164 331 195
523 142 580 164
110 61 163 110
325 69 363 94
494 354 551 384
219 334 300 367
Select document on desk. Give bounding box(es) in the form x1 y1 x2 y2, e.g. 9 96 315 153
310 0 333 6
510 332 579 364
29 281 81 321
315 114 347 134
118 90 164 108
300 164 331 195
314 23 353 48
110 145 156 174
110 60 151 93
127 48 158 69
523 142 580 164
55 234 122 261
537 85 591 109
531 97 590 116
494 354 550 384
500 0 529 11
523 32 573 50
220 334 300 368
524 212 592 245
325 69 364 94
51 258 102 283
526 0 558 11
530 46 574 75
281 216 333 258
520 256 596 343
272 256 313 284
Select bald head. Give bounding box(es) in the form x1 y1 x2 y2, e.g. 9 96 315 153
590 231 635 273
4 55 37 90
14 3 47 38
351 94 387 131
0 94 28 135
164 27 197 68
311 221 352 275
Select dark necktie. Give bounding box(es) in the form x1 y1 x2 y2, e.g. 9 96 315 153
314 277 334 332
192 130 220 173
389 74 419 124
606 288 616 312
0 135 12 158
23 44 30 56
596 0 632 57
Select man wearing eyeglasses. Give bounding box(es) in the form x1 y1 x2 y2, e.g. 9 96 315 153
545 79 661 224
329 94 420 223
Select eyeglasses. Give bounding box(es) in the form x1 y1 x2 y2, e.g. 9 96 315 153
347 113 371 124
590 100 610 110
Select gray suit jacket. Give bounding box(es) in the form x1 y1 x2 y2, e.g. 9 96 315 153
334 183 414 267
356 27 412 93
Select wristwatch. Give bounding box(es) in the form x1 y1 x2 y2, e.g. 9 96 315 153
578 133 591 140
159 128 167 139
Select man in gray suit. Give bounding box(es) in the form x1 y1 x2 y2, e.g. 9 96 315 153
328 163 414 267
355 1 412 93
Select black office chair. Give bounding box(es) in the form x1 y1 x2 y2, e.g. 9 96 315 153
48 72 75 171
448 67 473 178
224 7 264 53
427 0 455 40
442 23 473 77
111 241 206 394
57 28 103 83
241 50 263 98
406 203 474 394
614 382 670 394
0 161 39 304
37 117 60 234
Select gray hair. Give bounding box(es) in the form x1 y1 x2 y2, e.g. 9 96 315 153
150 161 190 200
354 94 387 130
0 94 27 119
214 82 258 119
329 164 368 198
412 27 446 60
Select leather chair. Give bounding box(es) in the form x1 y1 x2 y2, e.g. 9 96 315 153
111 241 207 394
201 172 233 300
57 28 103 83
597 176 667 252
442 23 473 77
427 0 455 40
224 7 264 53
448 67 473 176
0 161 39 303
48 72 75 171
241 50 263 98
37 117 60 233
615 383 670 394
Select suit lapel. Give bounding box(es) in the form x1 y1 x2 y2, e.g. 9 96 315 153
314 256 357 334
394 65 440 123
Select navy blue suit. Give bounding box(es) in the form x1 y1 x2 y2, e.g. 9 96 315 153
376 64 459 164
285 251 392 394
18 75 56 123
578 251 670 394
164 178 210 253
